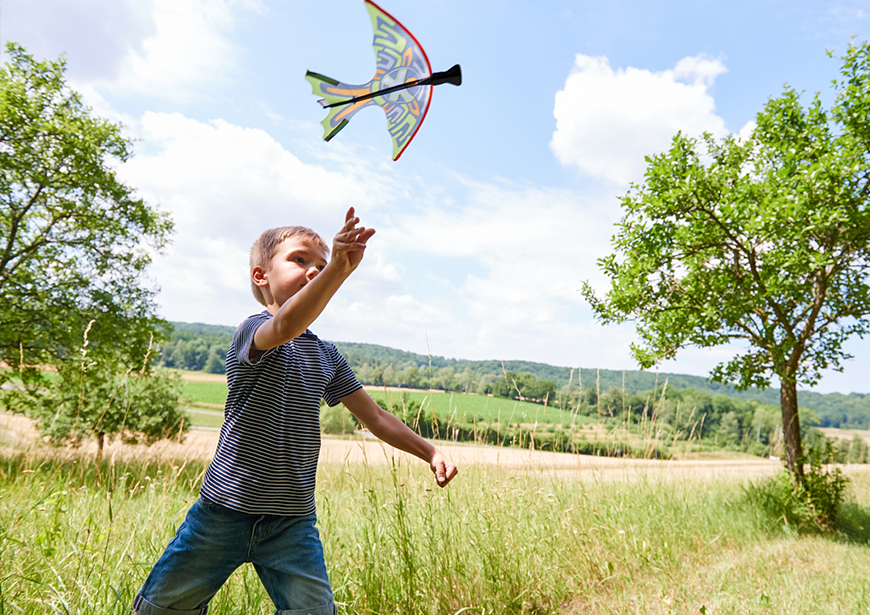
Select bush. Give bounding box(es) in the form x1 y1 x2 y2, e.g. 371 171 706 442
33 360 186 456
320 403 358 435
745 447 849 533
801 450 849 528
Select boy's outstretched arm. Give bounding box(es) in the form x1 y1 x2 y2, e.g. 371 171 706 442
255 207 375 350
339 389 458 487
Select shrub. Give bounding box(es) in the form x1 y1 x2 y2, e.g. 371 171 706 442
320 403 358 435
745 445 849 533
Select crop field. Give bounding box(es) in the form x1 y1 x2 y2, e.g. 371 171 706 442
2 411 870 615
367 388 596 427
181 379 229 406
181 378 595 427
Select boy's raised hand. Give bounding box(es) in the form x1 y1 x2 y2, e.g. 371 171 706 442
332 207 376 274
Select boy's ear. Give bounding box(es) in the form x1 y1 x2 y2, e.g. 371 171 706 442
252 266 269 288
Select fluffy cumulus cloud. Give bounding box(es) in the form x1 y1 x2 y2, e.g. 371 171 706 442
104 0 266 100
2 0 157 81
550 53 729 185
2 0 263 102
114 110 638 370
117 112 397 326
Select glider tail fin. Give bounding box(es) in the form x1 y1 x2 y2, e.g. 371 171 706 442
305 71 374 141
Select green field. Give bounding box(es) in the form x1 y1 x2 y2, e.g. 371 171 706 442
1 449 869 614
368 389 598 427
181 379 229 406
181 379 596 428
185 408 224 429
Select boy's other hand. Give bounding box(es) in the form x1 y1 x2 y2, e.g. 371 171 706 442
332 207 376 273
430 452 458 488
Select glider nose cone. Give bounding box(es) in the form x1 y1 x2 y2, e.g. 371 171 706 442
428 64 462 87
445 64 462 86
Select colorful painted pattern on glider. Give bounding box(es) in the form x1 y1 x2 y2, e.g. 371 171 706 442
305 0 432 161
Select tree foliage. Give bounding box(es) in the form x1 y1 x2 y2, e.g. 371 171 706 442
0 44 180 449
583 42 870 477
0 43 173 373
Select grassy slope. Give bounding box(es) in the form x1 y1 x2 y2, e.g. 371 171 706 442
0 451 868 614
180 379 596 427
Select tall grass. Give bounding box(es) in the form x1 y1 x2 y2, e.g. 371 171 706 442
2 448 870 614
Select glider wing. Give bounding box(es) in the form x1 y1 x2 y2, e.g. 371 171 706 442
305 0 433 160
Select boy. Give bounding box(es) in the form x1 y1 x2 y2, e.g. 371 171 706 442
134 208 458 615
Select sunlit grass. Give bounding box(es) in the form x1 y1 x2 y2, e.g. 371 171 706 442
1 445 869 614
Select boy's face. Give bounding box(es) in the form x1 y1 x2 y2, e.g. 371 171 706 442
253 236 328 310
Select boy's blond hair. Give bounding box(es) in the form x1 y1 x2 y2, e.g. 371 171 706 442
250 226 330 306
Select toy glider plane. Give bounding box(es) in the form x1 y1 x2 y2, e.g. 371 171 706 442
305 0 462 161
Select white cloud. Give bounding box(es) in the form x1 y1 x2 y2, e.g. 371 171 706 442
2 0 156 81
550 53 729 185
387 178 620 301
118 112 398 326
366 178 634 365
115 110 638 370
1 0 264 103
102 0 266 101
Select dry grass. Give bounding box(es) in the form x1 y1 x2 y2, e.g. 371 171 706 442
3 411 870 614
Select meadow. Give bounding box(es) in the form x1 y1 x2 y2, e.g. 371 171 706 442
181 378 585 425
183 379 697 458
1 421 870 614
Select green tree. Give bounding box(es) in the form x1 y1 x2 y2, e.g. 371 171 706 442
204 351 226 374
0 45 178 448
401 366 422 389
456 367 477 393
38 359 186 461
583 42 870 479
320 402 358 435
0 44 172 374
718 412 743 446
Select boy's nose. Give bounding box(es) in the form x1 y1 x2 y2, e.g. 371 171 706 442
306 267 319 280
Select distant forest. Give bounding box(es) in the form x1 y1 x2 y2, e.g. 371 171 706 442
156 322 870 429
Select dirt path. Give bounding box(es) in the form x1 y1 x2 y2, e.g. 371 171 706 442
0 412 801 481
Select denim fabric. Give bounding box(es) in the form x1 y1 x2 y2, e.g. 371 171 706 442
133 497 335 615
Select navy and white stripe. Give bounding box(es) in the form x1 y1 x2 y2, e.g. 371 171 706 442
200 311 361 515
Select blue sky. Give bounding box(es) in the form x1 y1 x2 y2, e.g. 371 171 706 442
4 0 870 393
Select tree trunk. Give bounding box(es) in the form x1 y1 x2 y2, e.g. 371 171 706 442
97 431 105 464
780 380 803 480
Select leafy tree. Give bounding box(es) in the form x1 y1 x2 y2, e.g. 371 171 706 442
38 357 186 460
204 352 226 374
718 412 743 446
583 42 870 479
456 367 477 393
0 44 172 377
320 402 358 435
401 366 422 389
0 45 179 448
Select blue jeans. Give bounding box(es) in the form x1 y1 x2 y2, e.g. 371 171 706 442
133 497 336 615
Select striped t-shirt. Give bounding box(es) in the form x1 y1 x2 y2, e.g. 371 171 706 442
200 311 362 515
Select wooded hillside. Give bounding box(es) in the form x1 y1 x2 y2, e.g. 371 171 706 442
156 322 870 429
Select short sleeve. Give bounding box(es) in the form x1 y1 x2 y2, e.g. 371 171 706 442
233 312 274 365
322 346 362 406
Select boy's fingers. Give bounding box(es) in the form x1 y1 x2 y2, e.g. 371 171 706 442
345 207 355 223
444 462 458 484
336 227 375 249
432 458 458 487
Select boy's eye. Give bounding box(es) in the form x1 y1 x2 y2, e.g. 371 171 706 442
316 265 325 272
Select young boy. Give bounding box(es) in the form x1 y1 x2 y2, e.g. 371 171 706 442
134 208 458 615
